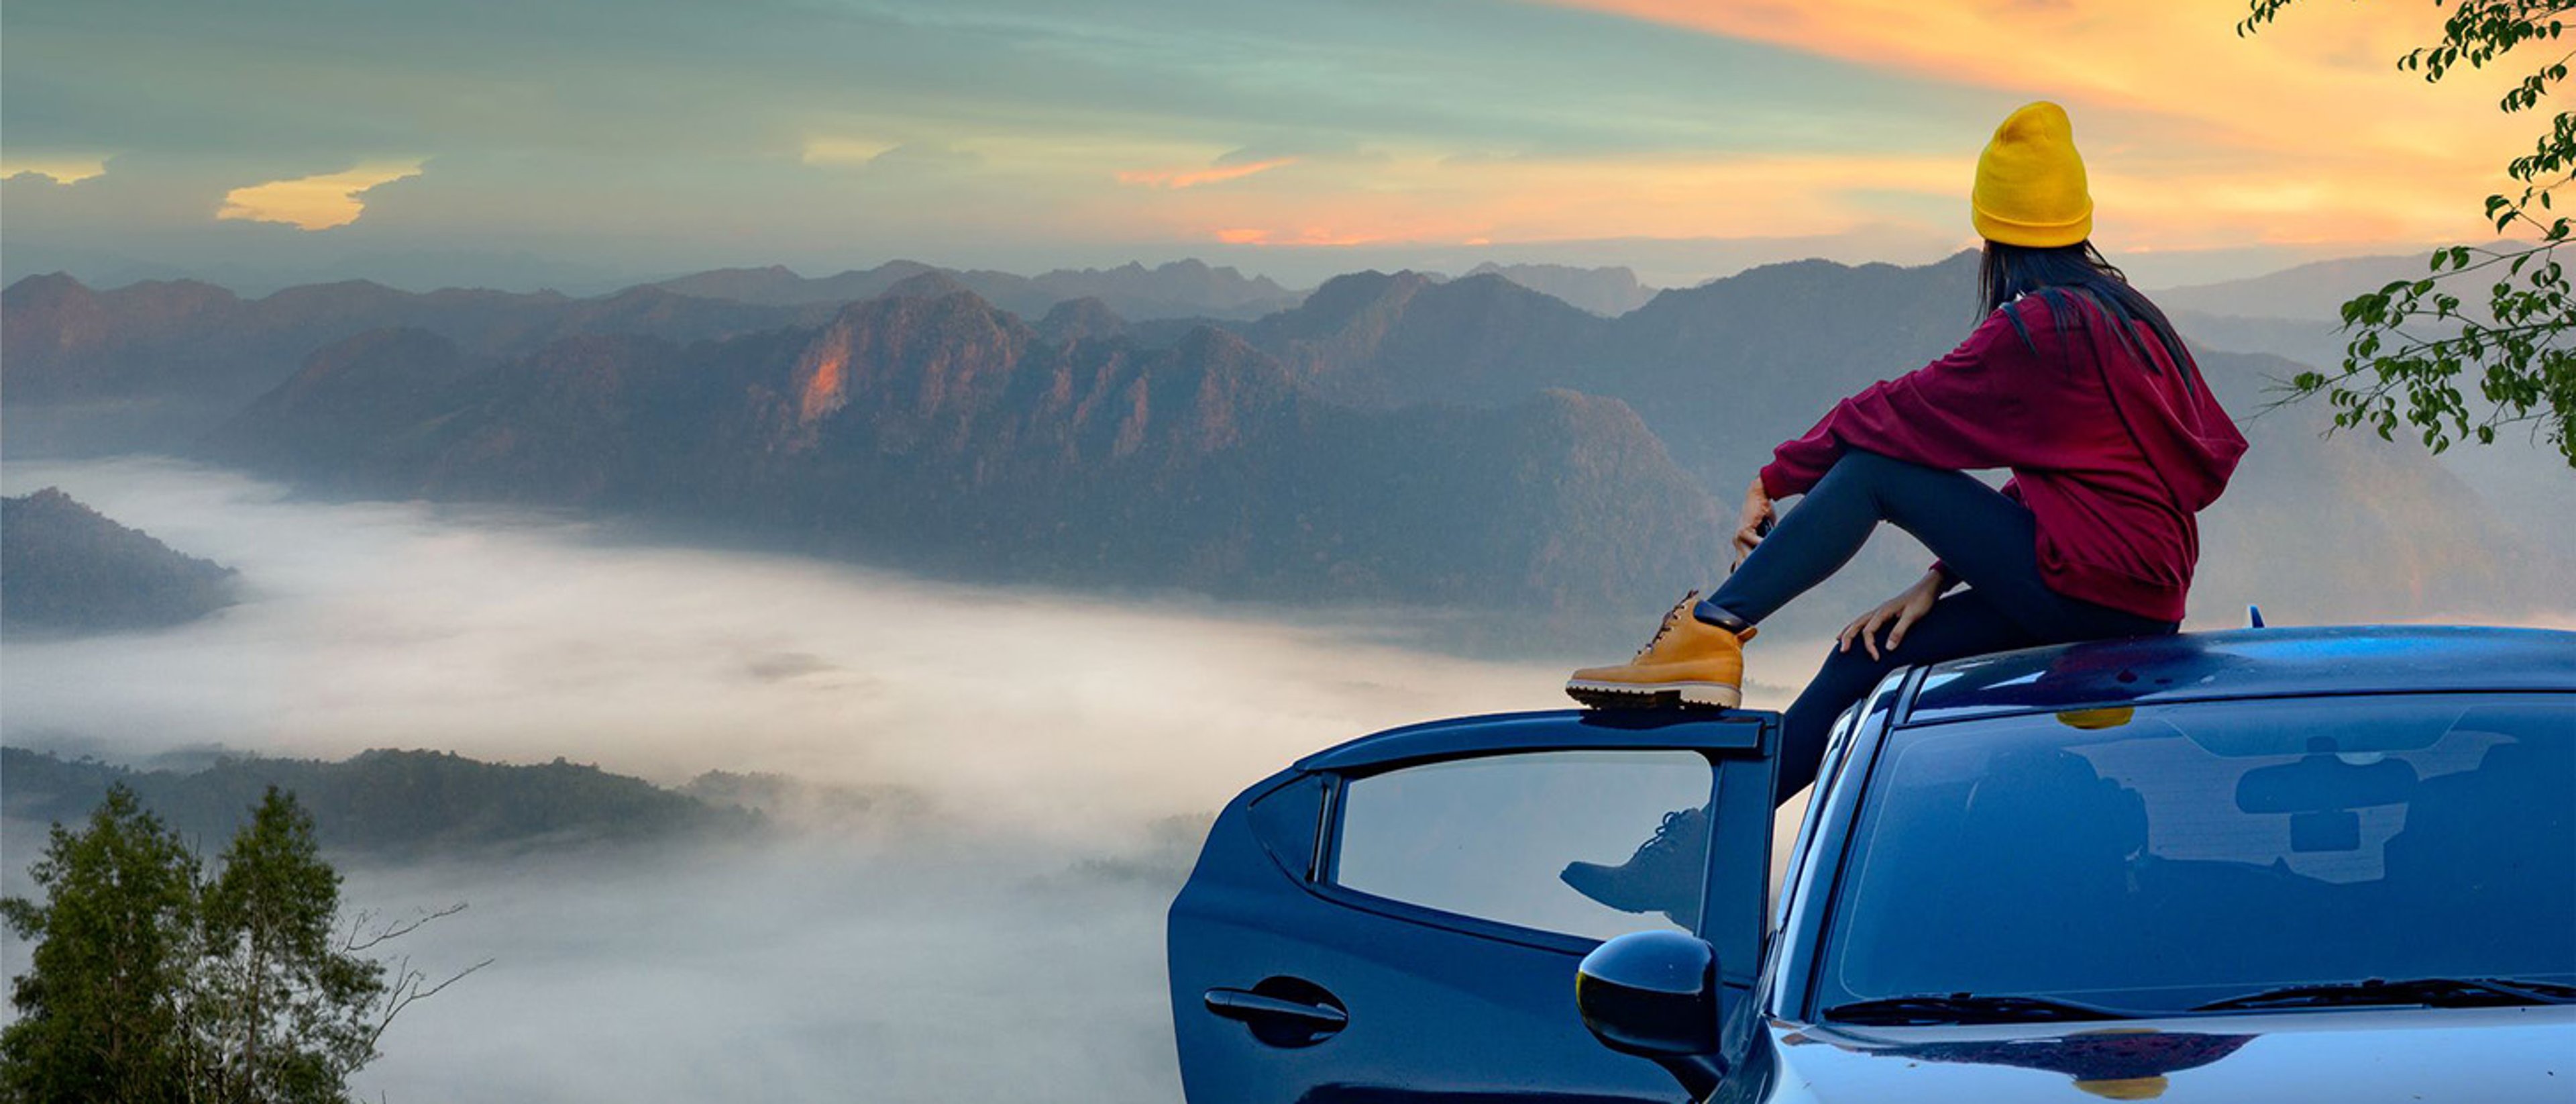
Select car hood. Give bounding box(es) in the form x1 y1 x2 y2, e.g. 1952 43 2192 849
1740 1006 2575 1103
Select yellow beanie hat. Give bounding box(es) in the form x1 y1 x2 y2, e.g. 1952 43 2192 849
1972 101 2092 248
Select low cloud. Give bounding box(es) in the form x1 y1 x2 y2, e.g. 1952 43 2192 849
0 454 1702 1103
0 457 1616 838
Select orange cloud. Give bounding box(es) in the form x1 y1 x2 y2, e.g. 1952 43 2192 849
1117 156 1298 189
1520 0 2526 246
1144 138 2485 258
1 156 108 185
217 159 424 230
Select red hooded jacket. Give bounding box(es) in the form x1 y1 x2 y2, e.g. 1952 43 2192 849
1758 291 2248 622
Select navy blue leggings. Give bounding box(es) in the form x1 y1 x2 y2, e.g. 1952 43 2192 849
1696 451 2178 805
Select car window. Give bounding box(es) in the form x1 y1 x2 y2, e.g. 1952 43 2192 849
1332 750 1714 942
1817 694 2575 1015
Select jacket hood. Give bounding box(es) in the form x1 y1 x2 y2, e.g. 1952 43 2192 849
2034 293 2247 513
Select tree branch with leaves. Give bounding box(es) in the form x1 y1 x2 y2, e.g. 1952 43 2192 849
2239 0 2574 466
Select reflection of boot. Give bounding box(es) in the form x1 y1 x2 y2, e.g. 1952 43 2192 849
1565 591 1753 709
1560 805 1709 930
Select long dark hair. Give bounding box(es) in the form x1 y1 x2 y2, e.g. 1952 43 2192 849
1978 240 2201 395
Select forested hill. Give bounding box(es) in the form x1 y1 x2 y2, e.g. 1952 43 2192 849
1 487 239 634
1 747 761 858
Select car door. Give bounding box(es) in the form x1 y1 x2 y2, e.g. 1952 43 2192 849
1169 709 1780 1104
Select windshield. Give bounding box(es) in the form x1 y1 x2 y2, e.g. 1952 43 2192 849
1816 693 2574 1017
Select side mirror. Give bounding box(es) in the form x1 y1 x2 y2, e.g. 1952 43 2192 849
1576 931 1726 1097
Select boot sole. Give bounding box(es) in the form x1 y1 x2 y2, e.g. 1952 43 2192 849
1564 679 1741 711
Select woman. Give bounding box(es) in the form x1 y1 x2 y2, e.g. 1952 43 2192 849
1562 101 2249 807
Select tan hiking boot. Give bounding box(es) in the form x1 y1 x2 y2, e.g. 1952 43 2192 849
1565 590 1754 709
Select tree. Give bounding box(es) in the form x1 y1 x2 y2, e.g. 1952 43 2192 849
3 785 480 1104
2239 0 2575 466
184 788 390 1104
0 785 199 1103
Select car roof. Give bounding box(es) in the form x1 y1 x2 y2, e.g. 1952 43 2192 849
1292 708 1764 773
1902 624 2576 726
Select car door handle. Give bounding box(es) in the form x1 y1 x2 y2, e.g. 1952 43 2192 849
1203 987 1349 1034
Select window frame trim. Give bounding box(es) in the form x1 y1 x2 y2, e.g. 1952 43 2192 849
1774 668 1917 1021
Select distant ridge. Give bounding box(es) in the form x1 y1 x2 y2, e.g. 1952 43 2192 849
2147 249 2468 321
1466 262 1655 316
647 258 1302 321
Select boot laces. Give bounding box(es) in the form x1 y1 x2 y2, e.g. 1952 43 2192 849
1631 589 1701 661
1633 807 1695 861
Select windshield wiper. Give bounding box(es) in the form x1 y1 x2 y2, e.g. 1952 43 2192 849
1823 992 2145 1026
2192 976 2576 1013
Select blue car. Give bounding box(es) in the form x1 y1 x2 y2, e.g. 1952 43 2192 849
1168 625 2576 1103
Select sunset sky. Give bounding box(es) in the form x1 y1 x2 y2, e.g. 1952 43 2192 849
0 0 2539 289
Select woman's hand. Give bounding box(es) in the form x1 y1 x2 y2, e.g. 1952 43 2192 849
1731 478 1775 566
1839 570 1943 660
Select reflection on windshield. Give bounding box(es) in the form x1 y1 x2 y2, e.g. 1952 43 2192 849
1868 1030 2253 1101
1823 695 2575 1013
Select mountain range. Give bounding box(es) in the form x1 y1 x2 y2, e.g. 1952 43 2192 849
6 250 2565 647
195 283 1721 619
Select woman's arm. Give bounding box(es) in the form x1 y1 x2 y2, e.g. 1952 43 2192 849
1758 303 2047 500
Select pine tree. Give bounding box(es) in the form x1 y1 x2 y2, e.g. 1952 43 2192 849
0 784 199 1103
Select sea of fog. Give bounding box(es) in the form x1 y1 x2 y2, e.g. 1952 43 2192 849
11 457 2561 1102
0 456 1829 1103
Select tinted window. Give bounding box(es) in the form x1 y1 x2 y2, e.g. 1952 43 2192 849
1820 694 2575 1013
1333 751 1713 941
